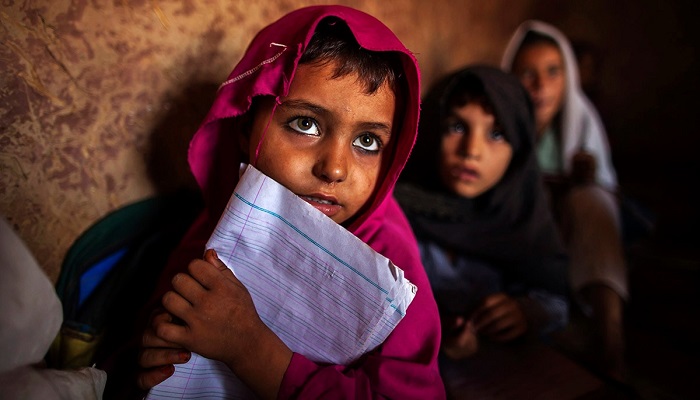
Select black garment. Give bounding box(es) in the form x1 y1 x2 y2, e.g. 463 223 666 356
397 65 568 297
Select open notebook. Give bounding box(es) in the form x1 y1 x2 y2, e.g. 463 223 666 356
147 164 417 399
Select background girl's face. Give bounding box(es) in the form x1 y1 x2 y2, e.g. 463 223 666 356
439 102 513 198
511 42 566 136
245 61 396 225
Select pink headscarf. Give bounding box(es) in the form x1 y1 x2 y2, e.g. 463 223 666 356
151 5 444 399
189 5 420 233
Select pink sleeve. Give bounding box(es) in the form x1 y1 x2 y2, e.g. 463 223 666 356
278 293 444 399
277 200 445 399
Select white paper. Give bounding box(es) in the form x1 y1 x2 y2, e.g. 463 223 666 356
147 164 416 399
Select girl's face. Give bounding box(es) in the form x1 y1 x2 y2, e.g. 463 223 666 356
439 102 513 199
511 42 566 136
245 61 396 225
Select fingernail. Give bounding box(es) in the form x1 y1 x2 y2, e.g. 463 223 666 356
159 365 173 374
179 351 191 362
211 249 220 261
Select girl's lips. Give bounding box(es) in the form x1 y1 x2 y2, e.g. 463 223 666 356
452 166 480 182
300 195 342 218
532 96 553 110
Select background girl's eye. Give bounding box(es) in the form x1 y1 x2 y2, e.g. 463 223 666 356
519 70 538 85
490 129 506 141
547 66 563 77
353 134 381 152
448 122 466 134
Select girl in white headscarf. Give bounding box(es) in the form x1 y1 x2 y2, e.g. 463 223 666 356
502 20 628 381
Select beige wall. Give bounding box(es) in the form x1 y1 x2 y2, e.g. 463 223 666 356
2 0 697 280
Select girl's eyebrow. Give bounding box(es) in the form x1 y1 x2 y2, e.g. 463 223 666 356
278 99 328 116
358 121 392 134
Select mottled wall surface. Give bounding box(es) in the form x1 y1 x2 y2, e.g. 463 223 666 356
2 0 697 280
0 0 536 280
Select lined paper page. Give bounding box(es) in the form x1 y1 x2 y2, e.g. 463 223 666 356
147 164 416 399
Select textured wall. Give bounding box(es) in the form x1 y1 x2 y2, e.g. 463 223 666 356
2 0 697 281
0 0 538 280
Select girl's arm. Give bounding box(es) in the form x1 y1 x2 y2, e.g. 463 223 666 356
277 288 444 399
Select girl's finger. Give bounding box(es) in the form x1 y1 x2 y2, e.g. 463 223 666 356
137 365 175 390
161 290 194 321
144 312 184 348
203 248 241 284
171 272 207 304
138 347 191 369
153 315 191 346
187 258 225 290
204 248 229 272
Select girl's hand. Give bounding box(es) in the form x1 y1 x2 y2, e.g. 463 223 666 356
155 249 262 365
441 316 479 359
472 293 528 342
153 249 292 400
137 311 191 390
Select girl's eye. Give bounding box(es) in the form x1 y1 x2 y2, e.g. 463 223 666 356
353 133 382 152
288 117 320 135
519 69 535 82
489 129 507 142
547 65 562 78
447 122 466 135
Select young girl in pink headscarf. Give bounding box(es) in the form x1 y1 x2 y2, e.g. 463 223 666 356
131 5 444 399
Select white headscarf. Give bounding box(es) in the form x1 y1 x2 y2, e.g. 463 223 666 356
501 20 618 190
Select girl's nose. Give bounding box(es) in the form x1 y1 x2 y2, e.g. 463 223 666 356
531 73 545 91
460 132 483 160
532 76 541 89
313 144 348 183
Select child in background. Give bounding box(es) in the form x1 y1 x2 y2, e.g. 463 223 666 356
131 5 444 400
395 66 569 362
501 20 628 380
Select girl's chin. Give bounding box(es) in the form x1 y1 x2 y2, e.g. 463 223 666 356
451 183 484 199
